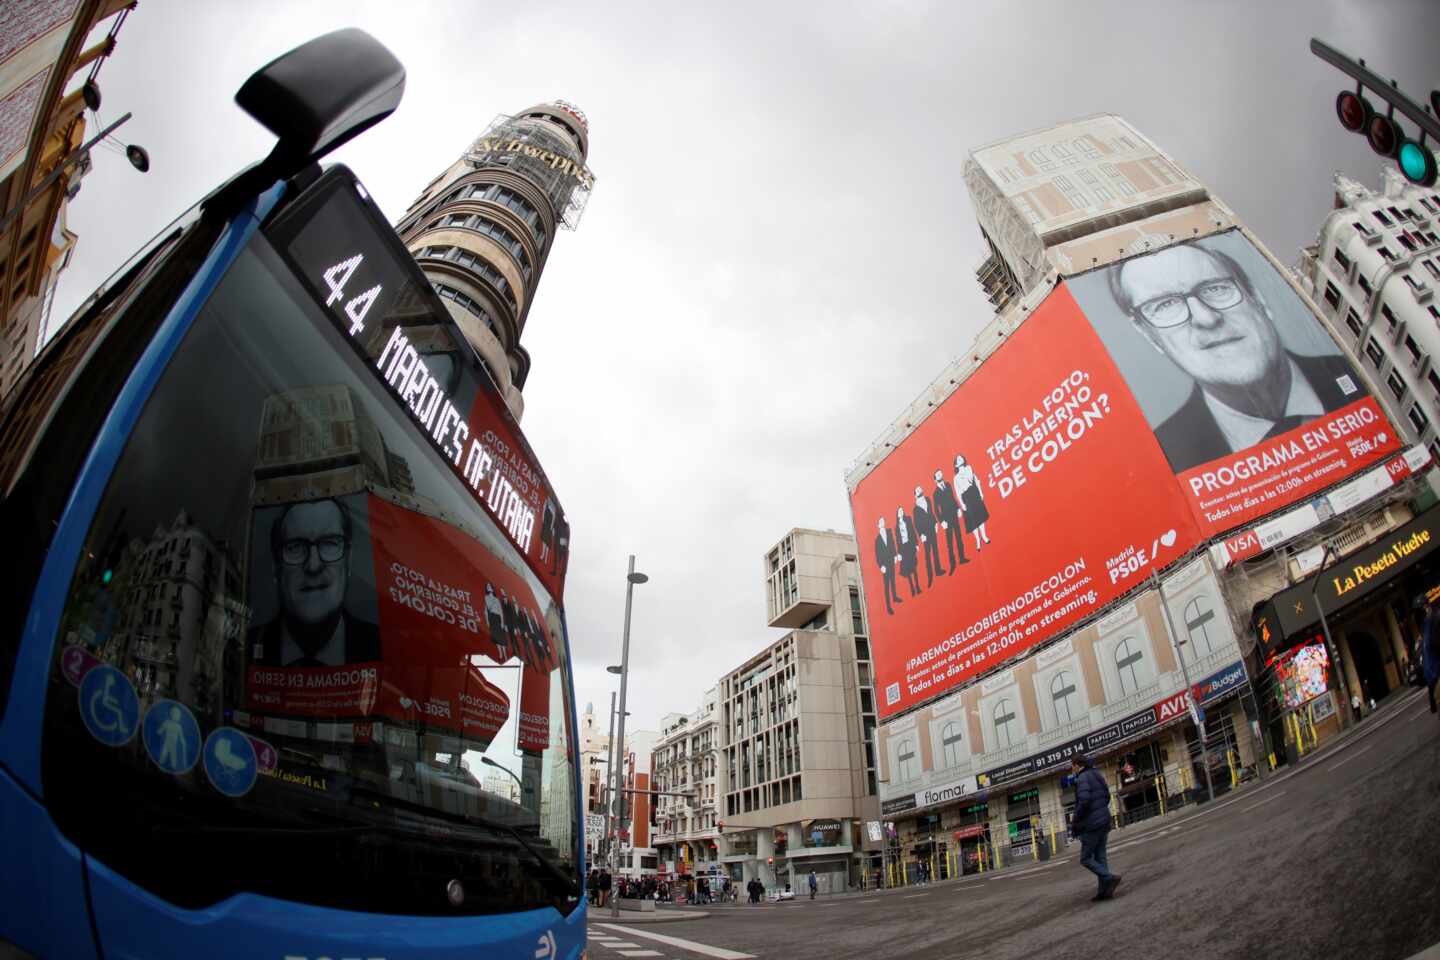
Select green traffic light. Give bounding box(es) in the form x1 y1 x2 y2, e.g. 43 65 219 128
1398 140 1438 186
102 569 113 585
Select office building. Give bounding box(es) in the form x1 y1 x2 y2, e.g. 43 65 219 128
1 0 133 399
716 528 880 894
395 101 594 421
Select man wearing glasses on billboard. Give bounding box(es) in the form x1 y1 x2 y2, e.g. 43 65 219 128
250 497 381 667
1109 240 1358 474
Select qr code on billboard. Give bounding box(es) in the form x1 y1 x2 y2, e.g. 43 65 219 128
885 682 900 706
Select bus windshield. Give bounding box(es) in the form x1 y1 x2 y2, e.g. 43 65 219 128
40 168 579 917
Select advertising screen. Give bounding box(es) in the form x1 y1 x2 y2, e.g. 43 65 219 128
1273 643 1330 709
849 286 1203 719
1067 231 1401 536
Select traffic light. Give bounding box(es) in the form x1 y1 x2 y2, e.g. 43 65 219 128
1314 39 1439 187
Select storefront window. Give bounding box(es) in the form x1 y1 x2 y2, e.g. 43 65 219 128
941 722 963 768
1115 637 1145 694
897 738 917 781
1050 671 1080 724
1185 597 1218 655
992 699 1019 748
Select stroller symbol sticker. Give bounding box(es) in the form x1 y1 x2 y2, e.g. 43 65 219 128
79 665 138 747
203 728 258 797
142 699 200 774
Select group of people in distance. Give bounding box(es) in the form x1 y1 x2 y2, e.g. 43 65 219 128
483 582 549 669
873 454 993 615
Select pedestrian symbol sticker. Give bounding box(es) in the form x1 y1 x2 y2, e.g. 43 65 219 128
142 699 200 775
203 727 258 798
79 664 138 747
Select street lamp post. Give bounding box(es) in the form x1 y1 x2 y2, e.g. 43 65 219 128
609 555 647 918
1152 571 1215 803
1312 542 1352 731
480 756 527 806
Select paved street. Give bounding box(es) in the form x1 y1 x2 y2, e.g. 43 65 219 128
591 690 1440 960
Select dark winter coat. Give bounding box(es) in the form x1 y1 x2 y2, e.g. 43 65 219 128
1071 766 1112 834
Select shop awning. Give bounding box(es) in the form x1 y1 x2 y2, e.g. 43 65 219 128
1262 506 1440 651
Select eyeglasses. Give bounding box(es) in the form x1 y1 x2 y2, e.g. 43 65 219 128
280 535 348 565
1133 278 1245 328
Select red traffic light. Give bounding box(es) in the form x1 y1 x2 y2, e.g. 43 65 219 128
1336 90 1370 132
1368 113 1400 157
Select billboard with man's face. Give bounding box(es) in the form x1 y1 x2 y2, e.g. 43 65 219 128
1067 231 1401 535
850 230 1401 720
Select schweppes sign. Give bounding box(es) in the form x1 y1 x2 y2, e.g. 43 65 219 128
1273 506 1440 637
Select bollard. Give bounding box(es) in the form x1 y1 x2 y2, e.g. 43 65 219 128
1156 775 1166 817
1227 750 1238 789
1049 820 1057 858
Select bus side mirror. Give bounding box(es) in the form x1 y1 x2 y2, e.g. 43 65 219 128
236 27 405 171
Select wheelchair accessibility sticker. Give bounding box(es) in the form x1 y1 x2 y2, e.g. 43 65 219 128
143 699 200 775
204 728 258 797
79 664 139 747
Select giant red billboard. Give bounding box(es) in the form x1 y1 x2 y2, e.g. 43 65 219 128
853 230 1402 720
850 286 1203 719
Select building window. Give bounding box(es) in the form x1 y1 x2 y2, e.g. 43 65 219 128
1359 275 1374 299
1389 369 1409 402
1375 209 1394 227
941 722 963 768
1364 338 1386 370
897 739 917 782
1184 597 1218 656
1405 334 1425 367
1382 302 1399 332
1345 309 1363 338
1379 246 1396 263
992 699 1020 749
1426 260 1440 281
1115 637 1145 695
1333 248 1352 272
1408 403 1431 436
1322 282 1341 308
1050 671 1080 725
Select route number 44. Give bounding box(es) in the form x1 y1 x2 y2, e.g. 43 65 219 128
322 254 382 336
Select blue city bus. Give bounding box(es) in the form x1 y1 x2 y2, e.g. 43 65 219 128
0 30 585 959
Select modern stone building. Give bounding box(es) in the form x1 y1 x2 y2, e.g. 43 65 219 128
716 528 881 894
395 101 594 420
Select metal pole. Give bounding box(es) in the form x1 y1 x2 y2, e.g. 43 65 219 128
604 690 617 874
0 112 132 236
1312 542 1352 731
611 554 640 918
1152 571 1214 802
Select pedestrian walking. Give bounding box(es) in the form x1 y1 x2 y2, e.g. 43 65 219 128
807 870 818 900
598 868 612 908
1068 754 1121 901
1351 692 1363 723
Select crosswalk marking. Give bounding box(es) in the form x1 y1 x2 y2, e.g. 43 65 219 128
615 952 663 958
593 923 756 959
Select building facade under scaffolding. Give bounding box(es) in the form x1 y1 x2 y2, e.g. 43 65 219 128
845 115 1437 887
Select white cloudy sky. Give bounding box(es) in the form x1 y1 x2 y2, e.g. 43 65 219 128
54 0 1439 740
